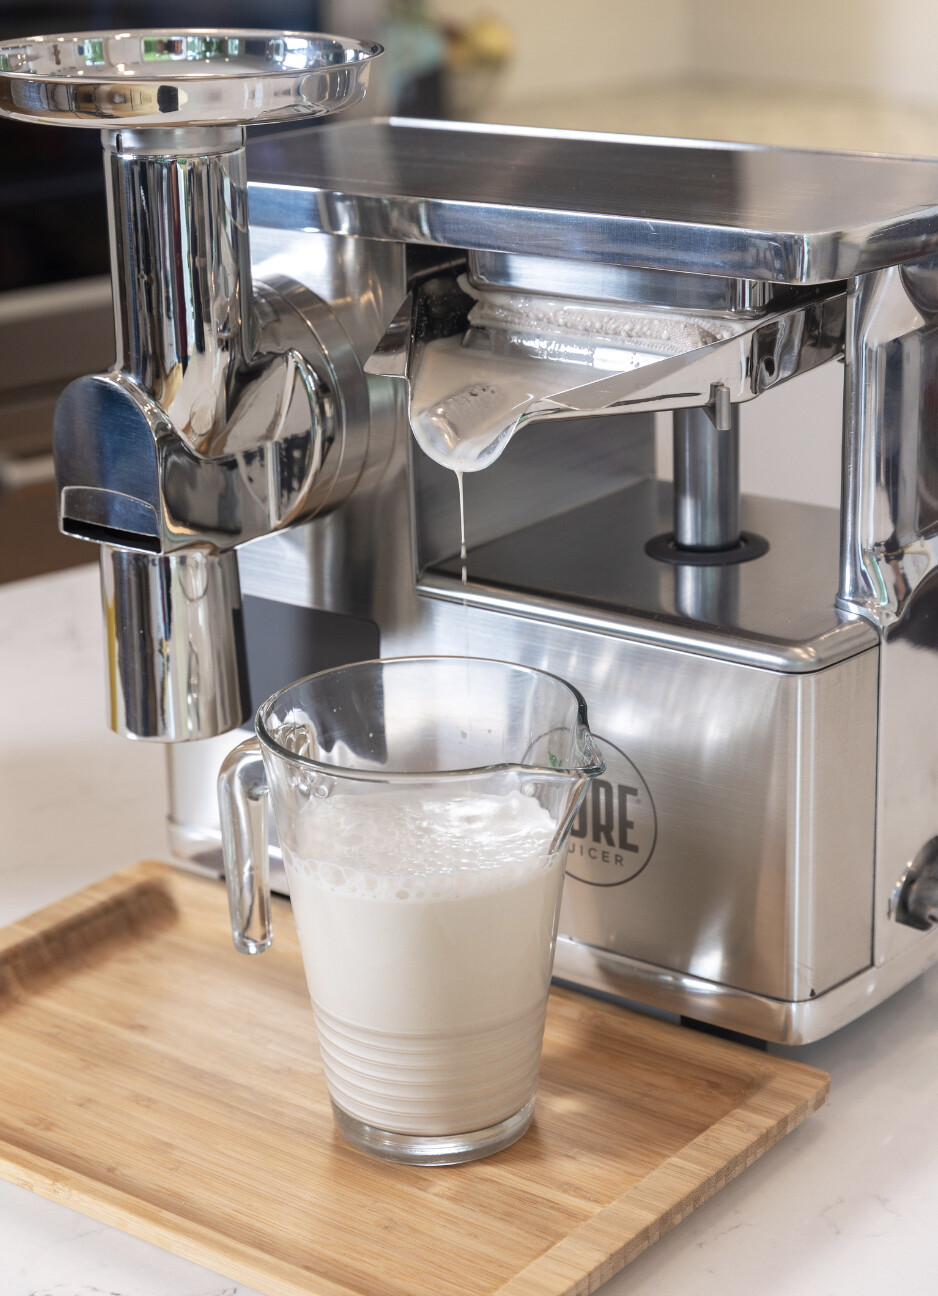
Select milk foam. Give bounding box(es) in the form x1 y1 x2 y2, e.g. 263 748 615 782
283 788 565 1136
287 787 559 899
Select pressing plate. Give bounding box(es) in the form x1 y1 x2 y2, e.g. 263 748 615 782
0 862 828 1296
247 117 938 283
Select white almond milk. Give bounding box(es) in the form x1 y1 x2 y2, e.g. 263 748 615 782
283 788 563 1136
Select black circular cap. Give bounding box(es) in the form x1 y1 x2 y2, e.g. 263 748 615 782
645 531 769 566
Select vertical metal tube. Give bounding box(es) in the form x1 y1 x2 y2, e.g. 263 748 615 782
674 563 740 626
672 404 741 550
102 125 251 452
88 126 255 740
100 545 250 741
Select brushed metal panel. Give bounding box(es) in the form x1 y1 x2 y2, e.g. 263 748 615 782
553 926 938 1046
415 598 878 1002
557 649 877 1001
875 577 938 970
248 119 938 284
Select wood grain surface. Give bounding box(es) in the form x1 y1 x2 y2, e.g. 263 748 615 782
0 862 829 1296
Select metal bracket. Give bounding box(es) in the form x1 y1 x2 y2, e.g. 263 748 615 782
704 382 732 431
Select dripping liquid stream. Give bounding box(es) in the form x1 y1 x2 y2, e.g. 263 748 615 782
457 468 468 587
452 469 472 749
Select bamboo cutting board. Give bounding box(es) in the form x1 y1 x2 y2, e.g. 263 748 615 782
0 862 828 1296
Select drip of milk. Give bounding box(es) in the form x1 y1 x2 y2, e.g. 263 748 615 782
456 469 467 584
282 788 564 1136
408 335 578 474
408 339 579 580
407 288 711 577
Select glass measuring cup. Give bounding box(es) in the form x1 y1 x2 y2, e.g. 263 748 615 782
218 656 604 1164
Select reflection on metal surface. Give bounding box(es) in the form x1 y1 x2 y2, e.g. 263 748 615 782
248 118 938 283
51 129 369 737
0 28 380 739
426 486 870 671
672 564 740 627
837 261 938 978
649 399 769 574
208 217 886 1043
0 30 380 128
839 265 938 626
167 131 938 1039
156 132 938 1042
100 545 249 741
672 402 740 551
410 593 876 1009
10 98 938 1039
552 932 938 1047
467 251 811 316
893 838 938 931
367 268 845 470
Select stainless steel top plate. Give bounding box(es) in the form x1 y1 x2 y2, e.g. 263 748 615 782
0 29 381 128
247 118 938 284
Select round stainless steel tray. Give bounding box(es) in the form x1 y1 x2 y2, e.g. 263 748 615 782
0 29 382 128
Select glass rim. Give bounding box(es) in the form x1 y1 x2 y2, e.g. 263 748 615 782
254 654 606 783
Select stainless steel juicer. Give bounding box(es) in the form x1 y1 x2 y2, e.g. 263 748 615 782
4 28 938 1043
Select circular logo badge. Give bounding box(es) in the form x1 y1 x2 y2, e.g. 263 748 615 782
566 736 657 887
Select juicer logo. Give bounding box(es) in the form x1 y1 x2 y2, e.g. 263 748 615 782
567 736 657 887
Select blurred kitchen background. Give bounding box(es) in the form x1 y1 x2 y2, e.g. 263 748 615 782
2 0 938 582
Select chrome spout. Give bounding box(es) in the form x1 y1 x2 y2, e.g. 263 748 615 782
57 123 363 560
101 546 249 741
56 124 311 740
0 29 380 741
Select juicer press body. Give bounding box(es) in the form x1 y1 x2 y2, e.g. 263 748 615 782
154 118 938 1044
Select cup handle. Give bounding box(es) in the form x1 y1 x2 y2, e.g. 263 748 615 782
218 737 273 955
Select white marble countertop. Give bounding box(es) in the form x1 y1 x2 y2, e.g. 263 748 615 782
2 564 937 1296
